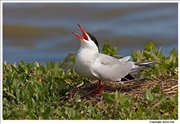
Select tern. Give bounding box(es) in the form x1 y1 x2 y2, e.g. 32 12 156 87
72 24 156 95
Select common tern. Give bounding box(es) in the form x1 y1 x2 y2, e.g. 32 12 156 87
72 24 156 95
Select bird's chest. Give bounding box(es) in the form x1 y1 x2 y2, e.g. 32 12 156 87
74 52 97 79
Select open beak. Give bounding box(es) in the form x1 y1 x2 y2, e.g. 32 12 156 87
73 24 88 40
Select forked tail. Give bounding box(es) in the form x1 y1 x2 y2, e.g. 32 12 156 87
130 61 157 73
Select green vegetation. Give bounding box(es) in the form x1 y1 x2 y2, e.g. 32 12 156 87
132 41 178 79
3 41 178 119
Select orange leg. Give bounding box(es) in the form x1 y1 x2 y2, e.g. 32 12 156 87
96 83 106 96
91 80 101 93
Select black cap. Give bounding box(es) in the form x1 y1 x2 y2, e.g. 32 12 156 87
87 32 99 48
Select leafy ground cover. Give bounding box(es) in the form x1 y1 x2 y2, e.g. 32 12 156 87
3 41 178 119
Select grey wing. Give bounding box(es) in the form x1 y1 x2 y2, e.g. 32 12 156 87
91 54 134 82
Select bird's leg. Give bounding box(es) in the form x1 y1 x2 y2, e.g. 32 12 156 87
96 82 106 95
91 80 101 93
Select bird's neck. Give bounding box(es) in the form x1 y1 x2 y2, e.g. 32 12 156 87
78 42 99 54
78 47 98 56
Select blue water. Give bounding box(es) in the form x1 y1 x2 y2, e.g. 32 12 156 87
3 3 178 64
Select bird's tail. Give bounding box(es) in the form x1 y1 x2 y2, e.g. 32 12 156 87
130 61 157 73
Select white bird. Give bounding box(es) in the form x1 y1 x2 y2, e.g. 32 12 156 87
72 24 156 95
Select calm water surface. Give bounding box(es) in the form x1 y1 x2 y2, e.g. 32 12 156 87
3 3 178 64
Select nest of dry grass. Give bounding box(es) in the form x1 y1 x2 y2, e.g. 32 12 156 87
61 78 178 105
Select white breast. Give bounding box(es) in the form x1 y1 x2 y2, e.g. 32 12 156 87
74 49 98 79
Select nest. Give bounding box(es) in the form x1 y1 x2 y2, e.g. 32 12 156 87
61 78 178 104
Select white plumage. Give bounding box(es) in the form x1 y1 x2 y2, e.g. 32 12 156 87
73 24 156 94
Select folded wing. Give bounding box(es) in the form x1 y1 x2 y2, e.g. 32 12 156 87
91 54 134 82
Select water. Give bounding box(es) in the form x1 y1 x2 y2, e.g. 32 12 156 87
3 3 178 64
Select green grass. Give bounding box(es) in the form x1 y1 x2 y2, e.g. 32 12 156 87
3 41 178 119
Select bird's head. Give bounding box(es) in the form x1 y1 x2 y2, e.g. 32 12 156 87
73 24 99 52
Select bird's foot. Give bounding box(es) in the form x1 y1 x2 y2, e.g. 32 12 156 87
90 80 106 96
91 80 101 93
95 83 106 96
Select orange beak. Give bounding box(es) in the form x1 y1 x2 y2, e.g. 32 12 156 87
72 24 88 40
